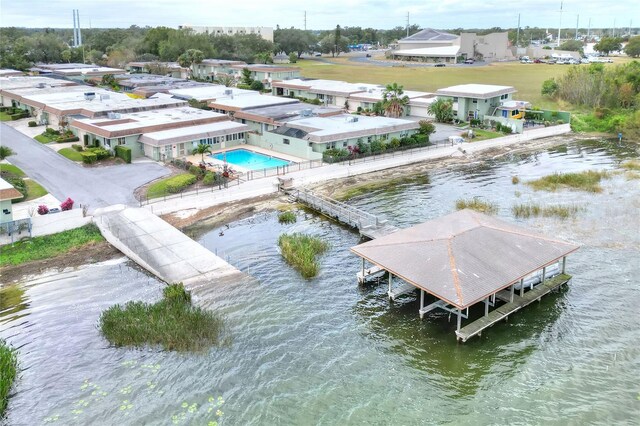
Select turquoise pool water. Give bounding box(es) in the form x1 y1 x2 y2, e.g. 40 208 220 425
211 149 291 171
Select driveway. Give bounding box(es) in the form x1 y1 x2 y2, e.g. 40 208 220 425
1 123 169 210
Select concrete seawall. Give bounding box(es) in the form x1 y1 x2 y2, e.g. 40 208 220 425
93 205 254 304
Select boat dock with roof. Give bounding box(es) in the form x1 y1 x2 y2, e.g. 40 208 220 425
350 209 579 342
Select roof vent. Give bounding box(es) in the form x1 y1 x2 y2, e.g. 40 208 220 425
358 86 367 91
36 82 46 88
224 89 233 95
346 116 358 123
84 92 96 101
301 108 313 117
99 94 110 101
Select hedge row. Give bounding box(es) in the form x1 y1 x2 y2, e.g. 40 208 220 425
115 145 132 163
166 174 197 193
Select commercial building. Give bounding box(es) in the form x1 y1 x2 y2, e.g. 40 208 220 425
180 25 274 42
391 29 514 63
435 84 517 121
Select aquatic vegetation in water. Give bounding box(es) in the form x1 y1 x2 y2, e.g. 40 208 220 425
619 160 640 171
0 339 18 417
512 203 583 219
278 211 297 224
99 283 224 352
511 176 520 184
527 170 610 193
278 233 329 279
455 198 499 214
335 173 430 201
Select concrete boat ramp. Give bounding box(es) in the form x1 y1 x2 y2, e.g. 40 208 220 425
94 205 253 302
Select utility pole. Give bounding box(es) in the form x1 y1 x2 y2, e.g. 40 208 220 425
575 15 579 40
304 11 307 31
516 13 521 46
587 18 591 40
406 12 410 38
613 18 616 37
557 1 563 47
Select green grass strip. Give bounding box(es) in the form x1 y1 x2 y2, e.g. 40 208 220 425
58 148 83 161
146 173 196 199
0 339 18 417
99 283 224 352
34 135 53 144
0 164 25 177
278 233 329 279
0 224 104 267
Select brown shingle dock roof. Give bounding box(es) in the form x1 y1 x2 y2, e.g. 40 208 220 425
350 210 579 309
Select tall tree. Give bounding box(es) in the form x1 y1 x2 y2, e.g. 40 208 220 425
177 49 204 69
0 146 15 161
594 37 622 55
192 143 212 163
382 83 410 118
624 36 640 58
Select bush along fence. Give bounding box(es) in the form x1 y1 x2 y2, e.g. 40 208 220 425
323 138 455 165
115 145 132 163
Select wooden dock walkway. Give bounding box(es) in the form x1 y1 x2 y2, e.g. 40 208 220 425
290 188 398 239
455 273 571 342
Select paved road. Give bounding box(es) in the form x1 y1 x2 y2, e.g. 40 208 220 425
1 123 169 210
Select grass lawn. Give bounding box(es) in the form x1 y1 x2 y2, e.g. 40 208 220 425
34 134 54 144
23 179 48 201
0 111 12 122
0 164 25 177
58 147 83 161
295 58 575 110
99 283 224 352
146 173 196 199
0 224 104 267
470 129 504 141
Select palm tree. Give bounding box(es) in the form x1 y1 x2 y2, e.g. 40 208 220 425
192 143 212 163
0 146 15 161
382 83 410 118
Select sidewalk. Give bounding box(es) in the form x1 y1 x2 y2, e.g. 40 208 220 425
145 124 571 216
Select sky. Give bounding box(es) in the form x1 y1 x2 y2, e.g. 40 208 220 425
0 0 638 31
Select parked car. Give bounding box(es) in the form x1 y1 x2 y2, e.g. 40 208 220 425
365 53 371 57
434 63 446 67
314 52 322 57
463 59 474 64
533 59 543 63
520 59 533 64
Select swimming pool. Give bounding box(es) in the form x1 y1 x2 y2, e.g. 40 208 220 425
211 149 291 171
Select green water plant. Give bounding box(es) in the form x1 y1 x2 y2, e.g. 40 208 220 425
455 198 499 214
527 170 610 193
278 233 329 279
512 203 582 219
99 283 224 352
278 211 297 224
0 339 18 417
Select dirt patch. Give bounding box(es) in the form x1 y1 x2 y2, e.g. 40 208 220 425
0 241 122 285
161 193 290 232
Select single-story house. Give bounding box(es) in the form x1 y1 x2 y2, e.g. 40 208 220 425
0 177 23 223
229 64 301 89
190 59 247 81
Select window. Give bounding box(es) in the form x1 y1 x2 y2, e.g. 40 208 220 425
226 135 231 141
367 136 373 143
117 137 126 145
343 141 348 147
283 138 290 145
104 138 111 147
472 99 478 104
453 97 458 102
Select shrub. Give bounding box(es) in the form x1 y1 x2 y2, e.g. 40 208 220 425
188 164 205 178
37 205 49 215
60 197 74 211
289 52 298 63
71 144 83 152
81 151 97 164
115 145 132 163
418 120 436 135
28 120 37 127
56 136 80 143
389 137 401 149
399 137 413 147
413 134 429 144
369 139 384 153
322 148 349 162
202 172 223 186
92 148 110 160
166 174 197 193
250 80 264 91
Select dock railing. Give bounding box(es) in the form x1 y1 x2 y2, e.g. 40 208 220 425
292 188 381 230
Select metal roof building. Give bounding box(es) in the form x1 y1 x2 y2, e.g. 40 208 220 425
351 209 579 341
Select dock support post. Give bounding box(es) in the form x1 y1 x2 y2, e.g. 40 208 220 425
419 290 425 319
562 256 566 274
542 266 547 284
519 278 524 297
388 273 392 299
484 297 489 316
361 258 365 277
510 284 515 302
456 309 462 332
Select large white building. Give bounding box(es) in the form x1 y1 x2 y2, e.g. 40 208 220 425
179 25 274 42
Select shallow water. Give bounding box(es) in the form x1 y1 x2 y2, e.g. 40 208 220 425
2 137 639 425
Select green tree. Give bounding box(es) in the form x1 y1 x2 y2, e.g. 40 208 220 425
541 78 559 97
289 52 298 63
192 143 212 163
241 67 253 85
428 98 454 123
250 80 264 91
319 34 349 57
418 120 436 136
215 74 235 87
382 83 410 118
594 37 622 55
254 52 273 64
559 39 584 54
624 36 640 58
177 48 204 69
0 146 15 161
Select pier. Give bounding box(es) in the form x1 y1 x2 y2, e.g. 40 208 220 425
289 188 398 239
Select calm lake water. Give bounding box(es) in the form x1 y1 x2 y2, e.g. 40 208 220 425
2 137 639 425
